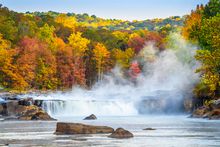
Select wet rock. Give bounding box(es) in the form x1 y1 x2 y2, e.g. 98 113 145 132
83 114 97 120
108 128 133 139
34 100 43 107
184 98 193 112
208 109 220 120
210 99 220 110
3 116 18 121
6 100 19 116
18 105 55 121
55 122 114 135
0 103 7 115
0 104 3 114
191 105 220 120
18 98 34 106
143 128 156 130
191 106 209 118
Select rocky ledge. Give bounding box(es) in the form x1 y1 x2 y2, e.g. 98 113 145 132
0 97 55 121
191 99 220 120
55 122 114 135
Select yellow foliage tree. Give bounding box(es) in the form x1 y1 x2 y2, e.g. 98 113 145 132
68 32 90 57
93 43 110 81
0 34 28 90
111 48 134 69
55 14 77 31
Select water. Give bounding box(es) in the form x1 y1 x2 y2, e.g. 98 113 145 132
0 115 220 147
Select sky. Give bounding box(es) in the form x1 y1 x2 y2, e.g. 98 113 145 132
0 0 209 20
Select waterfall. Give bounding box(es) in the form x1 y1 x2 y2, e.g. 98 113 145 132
28 33 198 118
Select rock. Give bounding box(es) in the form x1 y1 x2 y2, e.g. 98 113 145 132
0 103 7 115
18 105 55 121
55 122 114 135
18 98 34 106
208 109 220 120
34 100 43 107
6 100 19 115
210 99 220 110
192 106 209 118
0 104 3 114
143 128 156 130
191 105 220 120
108 128 133 139
3 116 18 121
183 98 193 112
83 114 97 120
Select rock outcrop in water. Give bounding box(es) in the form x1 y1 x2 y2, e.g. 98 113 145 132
108 128 133 139
143 128 156 130
55 122 114 134
83 114 97 120
18 105 55 120
192 99 220 120
0 95 55 121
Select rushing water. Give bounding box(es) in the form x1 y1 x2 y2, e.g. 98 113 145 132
0 115 220 147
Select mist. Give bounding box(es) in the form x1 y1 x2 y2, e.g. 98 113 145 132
29 33 199 117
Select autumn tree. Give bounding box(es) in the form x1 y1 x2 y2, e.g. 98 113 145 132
68 32 90 86
182 5 203 41
111 48 134 69
128 33 145 54
93 43 110 81
129 61 141 80
55 14 77 32
16 37 57 89
0 34 28 90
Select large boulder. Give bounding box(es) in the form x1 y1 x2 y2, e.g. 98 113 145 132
55 122 114 135
83 114 97 120
108 128 133 139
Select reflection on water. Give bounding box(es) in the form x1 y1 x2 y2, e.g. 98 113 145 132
0 115 220 147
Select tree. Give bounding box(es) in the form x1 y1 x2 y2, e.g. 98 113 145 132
111 48 134 69
37 23 55 46
55 14 77 31
93 43 110 81
203 0 220 18
68 32 90 56
195 49 220 97
128 33 145 54
16 37 57 89
198 14 220 51
182 5 203 41
129 61 141 80
0 34 28 90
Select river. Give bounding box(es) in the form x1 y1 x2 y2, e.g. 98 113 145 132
0 115 220 147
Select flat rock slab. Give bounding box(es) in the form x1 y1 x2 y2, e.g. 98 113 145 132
55 122 114 135
143 128 156 130
108 128 133 139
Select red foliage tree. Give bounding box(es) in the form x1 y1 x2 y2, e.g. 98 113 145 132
129 61 141 79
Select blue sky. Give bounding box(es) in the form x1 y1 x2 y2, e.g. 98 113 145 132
0 0 209 20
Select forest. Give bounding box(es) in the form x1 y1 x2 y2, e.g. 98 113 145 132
0 0 219 103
